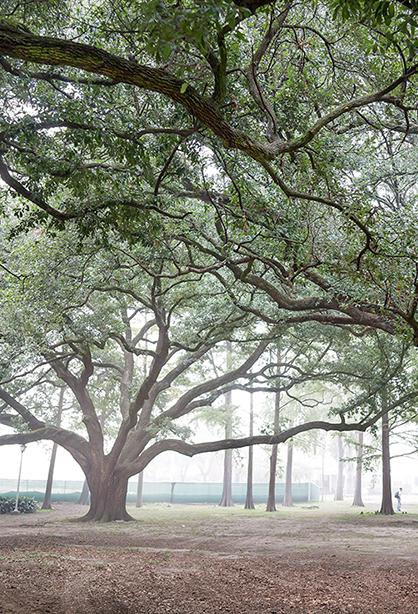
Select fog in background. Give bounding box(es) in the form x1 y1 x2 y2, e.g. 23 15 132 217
2 424 418 499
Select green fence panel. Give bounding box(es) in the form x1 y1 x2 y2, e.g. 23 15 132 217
126 482 319 504
1 479 319 504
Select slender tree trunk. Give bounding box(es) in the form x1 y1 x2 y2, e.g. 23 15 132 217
42 387 65 510
136 471 144 507
282 437 293 507
266 344 280 512
334 435 345 501
245 386 255 510
219 393 234 507
352 431 365 507
42 442 58 510
320 433 326 500
380 408 394 515
135 318 148 510
266 445 278 511
220 342 234 507
219 448 233 506
78 479 90 505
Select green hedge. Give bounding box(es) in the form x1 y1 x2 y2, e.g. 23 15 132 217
0 496 38 514
2 490 82 502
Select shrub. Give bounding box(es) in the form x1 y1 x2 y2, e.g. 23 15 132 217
0 497 15 514
18 496 38 513
0 496 38 514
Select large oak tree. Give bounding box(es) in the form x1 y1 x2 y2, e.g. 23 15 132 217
0 229 394 521
1 0 418 518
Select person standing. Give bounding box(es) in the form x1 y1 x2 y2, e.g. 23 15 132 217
394 487 402 512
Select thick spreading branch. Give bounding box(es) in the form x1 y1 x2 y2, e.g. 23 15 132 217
48 356 103 450
0 387 45 430
0 427 92 470
107 310 170 464
0 155 74 220
0 22 415 166
129 380 418 477
226 262 397 334
126 415 377 476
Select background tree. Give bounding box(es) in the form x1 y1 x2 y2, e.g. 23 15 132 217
282 427 294 507
42 386 65 510
334 435 345 501
219 342 234 507
352 432 365 507
244 382 256 509
331 333 418 514
266 344 281 512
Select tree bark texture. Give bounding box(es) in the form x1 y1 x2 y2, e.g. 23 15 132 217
334 435 345 501
352 431 365 507
81 471 133 522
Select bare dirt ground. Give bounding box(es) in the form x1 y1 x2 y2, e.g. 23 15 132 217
1 500 418 613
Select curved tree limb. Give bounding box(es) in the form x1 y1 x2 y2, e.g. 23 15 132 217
0 427 92 470
0 387 45 430
125 415 378 476
0 22 415 165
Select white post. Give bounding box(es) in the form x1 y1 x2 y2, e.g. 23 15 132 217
14 444 26 513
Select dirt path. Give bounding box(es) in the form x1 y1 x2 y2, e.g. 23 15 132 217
1 502 418 613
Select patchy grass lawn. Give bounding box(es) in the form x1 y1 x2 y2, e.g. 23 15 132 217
1 501 418 612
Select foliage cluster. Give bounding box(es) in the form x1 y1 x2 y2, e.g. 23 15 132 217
0 496 38 514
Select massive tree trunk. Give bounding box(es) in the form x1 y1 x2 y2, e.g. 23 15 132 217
42 387 65 510
266 345 281 512
244 386 255 510
379 408 394 515
77 309 139 522
81 470 133 522
282 436 293 507
334 435 345 501
352 431 365 507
